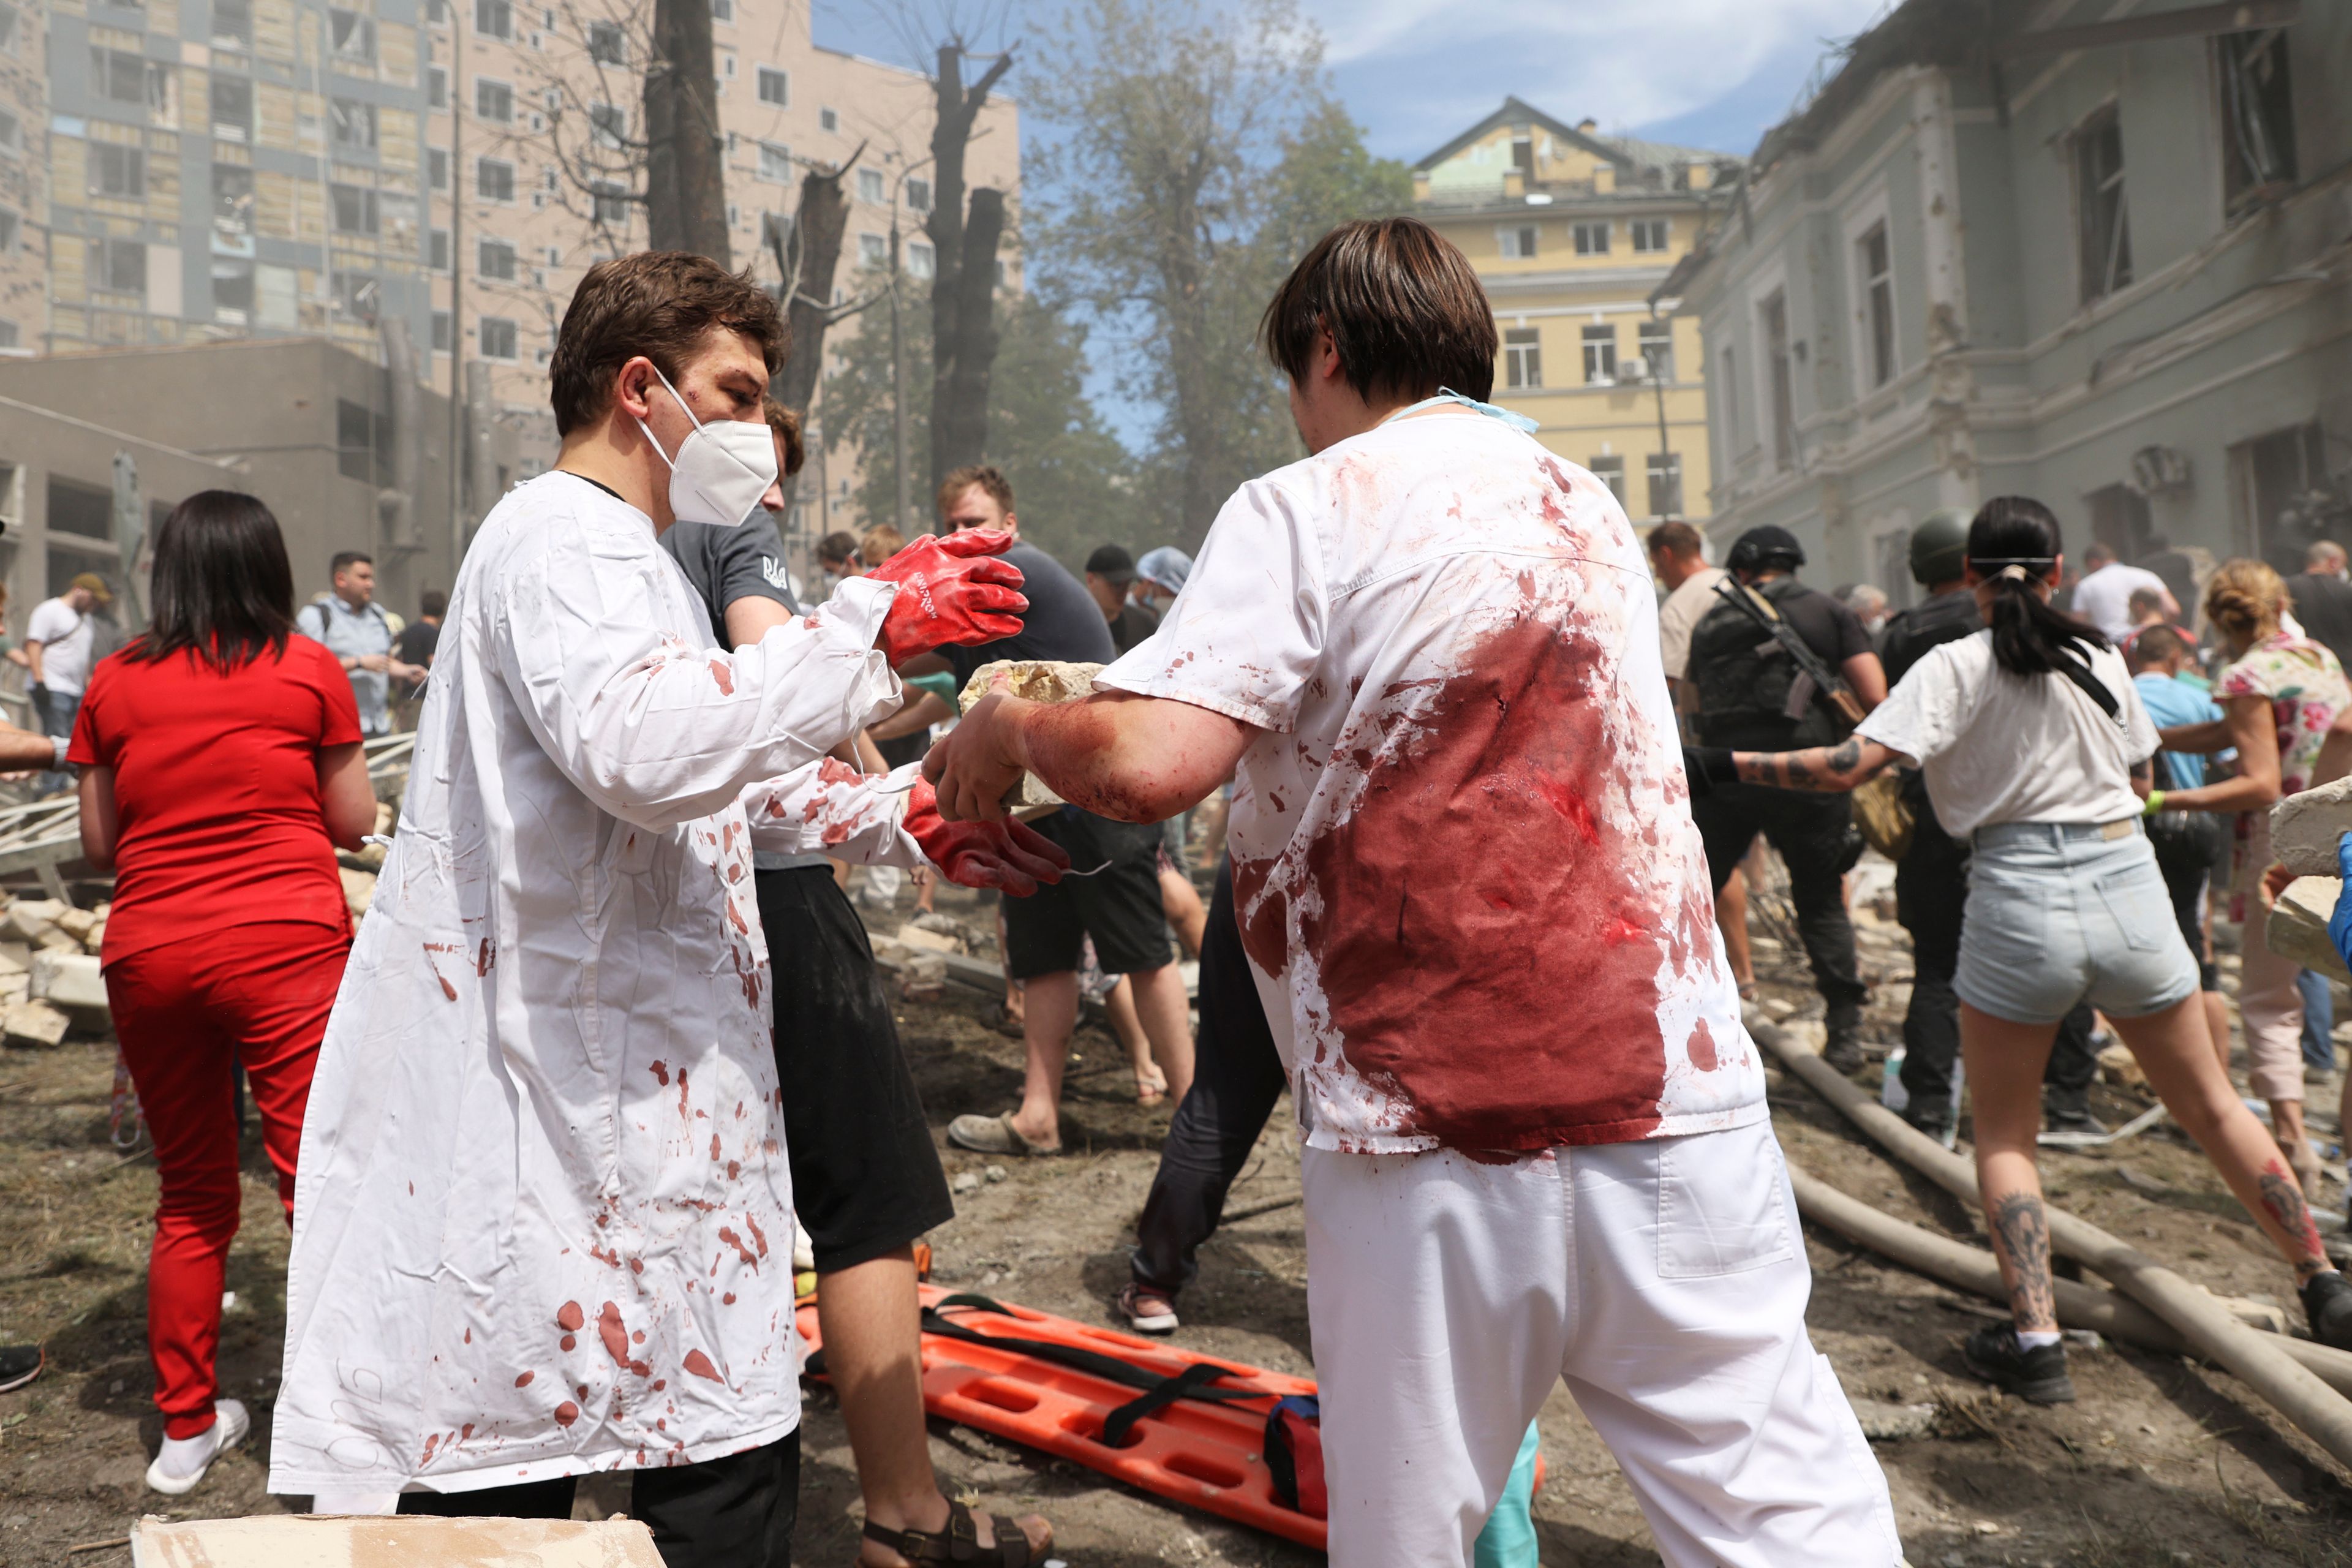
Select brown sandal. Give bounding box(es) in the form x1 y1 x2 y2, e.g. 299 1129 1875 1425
862 1499 1044 1567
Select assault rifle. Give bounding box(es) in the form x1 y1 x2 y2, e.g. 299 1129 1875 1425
1709 578 1868 728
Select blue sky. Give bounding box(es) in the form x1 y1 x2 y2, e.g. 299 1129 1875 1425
806 0 1896 444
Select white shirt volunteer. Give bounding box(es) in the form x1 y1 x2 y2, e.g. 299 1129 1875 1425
2068 562 2174 642
270 472 933 1498
1855 628 2157 840
1656 564 1727 682
24 596 95 695
1096 408 1757 1156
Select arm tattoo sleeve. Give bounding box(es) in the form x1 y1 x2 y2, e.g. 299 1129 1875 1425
2258 1157 2329 1276
1990 1192 2059 1332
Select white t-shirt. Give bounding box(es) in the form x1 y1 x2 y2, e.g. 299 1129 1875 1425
2069 562 2175 641
1855 629 2156 839
1656 565 1727 681
1096 410 1759 1156
24 597 94 695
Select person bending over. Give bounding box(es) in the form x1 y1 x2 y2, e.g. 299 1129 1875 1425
1686 497 2352 1405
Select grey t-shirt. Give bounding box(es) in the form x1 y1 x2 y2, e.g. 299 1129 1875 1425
658 514 822 872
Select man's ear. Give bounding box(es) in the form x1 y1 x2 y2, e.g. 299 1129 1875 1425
614 355 658 423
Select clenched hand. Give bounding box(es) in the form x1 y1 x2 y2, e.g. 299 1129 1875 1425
903 776 1069 895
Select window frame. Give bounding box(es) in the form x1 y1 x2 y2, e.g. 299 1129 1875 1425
478 315 519 360
477 235 518 280
1580 322 1617 385
1502 326 1541 390
1628 217 1668 254
2072 102 2133 306
1572 221 1610 256
476 156 516 203
756 65 788 107
1495 223 1538 260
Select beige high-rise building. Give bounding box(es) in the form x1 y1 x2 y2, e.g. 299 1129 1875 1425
419 0 1020 497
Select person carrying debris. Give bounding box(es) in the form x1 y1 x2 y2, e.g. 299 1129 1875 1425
1682 524 1885 1072
926 216 1901 1567
64 492 380 1497
1686 497 2352 1406
267 252 1065 1560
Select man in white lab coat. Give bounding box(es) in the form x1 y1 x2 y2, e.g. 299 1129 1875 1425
266 252 1061 1562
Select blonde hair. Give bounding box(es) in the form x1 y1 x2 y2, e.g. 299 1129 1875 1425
860 524 905 565
2204 558 2287 647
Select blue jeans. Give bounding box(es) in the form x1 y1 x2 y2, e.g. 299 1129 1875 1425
2298 968 2336 1072
34 687 77 796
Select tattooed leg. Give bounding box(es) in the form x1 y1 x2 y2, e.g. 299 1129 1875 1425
1989 1191 2059 1332
2256 1156 2331 1278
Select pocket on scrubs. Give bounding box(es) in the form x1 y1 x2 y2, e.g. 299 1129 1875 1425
1656 1119 1794 1280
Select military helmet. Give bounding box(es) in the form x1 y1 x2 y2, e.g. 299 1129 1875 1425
1909 508 1972 587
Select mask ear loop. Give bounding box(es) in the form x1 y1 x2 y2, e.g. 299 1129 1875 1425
630 361 703 470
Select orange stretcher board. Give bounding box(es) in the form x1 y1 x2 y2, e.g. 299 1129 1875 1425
794 1284 1330 1548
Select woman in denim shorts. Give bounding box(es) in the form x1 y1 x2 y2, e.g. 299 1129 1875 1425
1683 497 2352 1405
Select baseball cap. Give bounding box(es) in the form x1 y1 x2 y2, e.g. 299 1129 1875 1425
70 572 113 605
1085 545 1136 586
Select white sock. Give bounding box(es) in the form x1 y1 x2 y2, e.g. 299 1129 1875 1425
2015 1329 2063 1351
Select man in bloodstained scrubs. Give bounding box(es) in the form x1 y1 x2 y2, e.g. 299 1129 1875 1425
924 218 1899 1568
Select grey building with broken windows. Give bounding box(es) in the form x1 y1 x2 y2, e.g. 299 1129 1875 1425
1660 0 2345 604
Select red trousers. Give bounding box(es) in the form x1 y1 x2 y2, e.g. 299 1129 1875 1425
110 920 349 1439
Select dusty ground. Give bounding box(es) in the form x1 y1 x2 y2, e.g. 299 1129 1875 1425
6 863 2352 1566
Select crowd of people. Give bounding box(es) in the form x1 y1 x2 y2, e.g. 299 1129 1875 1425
16 210 2352 1568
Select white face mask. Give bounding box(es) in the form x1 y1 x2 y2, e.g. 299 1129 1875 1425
633 363 778 528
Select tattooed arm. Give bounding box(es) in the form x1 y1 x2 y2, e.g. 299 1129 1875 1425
1683 737 1904 795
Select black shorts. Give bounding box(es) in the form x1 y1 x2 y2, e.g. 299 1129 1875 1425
758 865 954 1273
1001 810 1174 980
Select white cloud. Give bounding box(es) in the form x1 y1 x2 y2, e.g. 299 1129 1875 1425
1309 0 1891 145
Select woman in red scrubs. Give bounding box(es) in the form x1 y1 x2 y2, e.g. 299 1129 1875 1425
70 491 380 1496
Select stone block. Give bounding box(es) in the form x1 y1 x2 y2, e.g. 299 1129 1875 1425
894 922 962 955
34 926 80 954
0 900 62 944
341 867 377 919
51 907 96 940
31 950 107 1012
959 660 1104 817
0 973 28 1004
2265 876 2351 984
2 997 69 1047
0 942 31 977
896 950 948 1000
81 920 104 953
2272 774 2352 876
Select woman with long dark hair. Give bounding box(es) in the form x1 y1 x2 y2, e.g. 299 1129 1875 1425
1683 497 2352 1403
69 491 379 1495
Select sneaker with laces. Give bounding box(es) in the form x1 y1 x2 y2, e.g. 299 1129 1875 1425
2302 1272 2352 1352
146 1398 250 1496
1961 1323 2075 1404
1114 1284 1178 1336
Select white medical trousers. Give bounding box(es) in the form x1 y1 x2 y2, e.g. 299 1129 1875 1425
1303 1120 1902 1567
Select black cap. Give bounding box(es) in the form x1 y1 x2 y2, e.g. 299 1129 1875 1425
1728 524 1806 574
1085 545 1136 585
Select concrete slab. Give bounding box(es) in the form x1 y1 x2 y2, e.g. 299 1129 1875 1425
129 1510 665 1567
2272 774 2352 876
2265 875 2351 984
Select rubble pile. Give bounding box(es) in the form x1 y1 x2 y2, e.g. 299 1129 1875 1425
0 894 110 1046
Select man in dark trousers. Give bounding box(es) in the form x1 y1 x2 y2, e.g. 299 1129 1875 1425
1879 510 2103 1138
1686 524 1885 1071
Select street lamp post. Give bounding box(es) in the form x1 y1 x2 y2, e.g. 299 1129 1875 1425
885 152 934 534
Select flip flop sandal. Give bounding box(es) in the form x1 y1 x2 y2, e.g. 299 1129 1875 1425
862 1498 1044 1567
946 1111 1061 1157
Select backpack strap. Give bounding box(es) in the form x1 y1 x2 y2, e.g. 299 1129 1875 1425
2052 650 2121 723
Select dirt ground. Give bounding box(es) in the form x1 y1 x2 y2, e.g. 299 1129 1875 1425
7 863 2352 1566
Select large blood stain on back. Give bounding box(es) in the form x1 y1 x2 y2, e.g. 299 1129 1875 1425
1300 610 1678 1148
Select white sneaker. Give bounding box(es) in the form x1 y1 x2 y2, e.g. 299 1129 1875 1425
146 1398 249 1495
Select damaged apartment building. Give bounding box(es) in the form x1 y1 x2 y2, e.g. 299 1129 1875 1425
1661 0 2351 603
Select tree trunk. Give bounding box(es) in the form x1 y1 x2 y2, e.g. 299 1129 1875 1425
771 164 853 516
644 0 729 264
934 186 1003 476
925 43 1012 492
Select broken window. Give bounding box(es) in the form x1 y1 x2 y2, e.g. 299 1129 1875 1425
88 143 145 198
333 270 379 325
330 9 375 64
211 0 251 47
2218 28 2296 214
330 97 378 150
212 258 255 318
1496 225 1537 260
96 238 146 296
1646 453 1681 519
1637 318 1673 382
1581 323 1616 385
331 182 379 233
213 163 254 238
1858 221 1894 389
1503 327 1541 390
210 74 253 140
2073 105 2132 305
91 47 164 108
1574 222 1610 255
1761 290 1793 469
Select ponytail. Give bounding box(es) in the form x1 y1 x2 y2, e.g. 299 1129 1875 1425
1967 496 2108 677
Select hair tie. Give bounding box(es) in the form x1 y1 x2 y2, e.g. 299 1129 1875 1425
1998 564 2030 582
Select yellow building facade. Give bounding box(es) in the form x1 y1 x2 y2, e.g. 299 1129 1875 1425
1414 98 1736 524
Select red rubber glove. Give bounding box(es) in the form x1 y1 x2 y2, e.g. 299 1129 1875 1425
903 777 1070 895
867 529 1028 666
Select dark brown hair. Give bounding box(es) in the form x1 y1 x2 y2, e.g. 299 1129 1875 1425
1259 217 1497 405
937 464 1014 521
549 252 788 437
126 491 296 674
817 530 861 568
764 398 805 478
1647 521 1705 560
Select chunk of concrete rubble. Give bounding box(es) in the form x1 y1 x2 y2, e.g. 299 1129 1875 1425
34 925 80 954
897 949 948 1000
0 942 31 977
51 907 96 941
2097 1040 2147 1090
2 997 69 1047
1847 1396 1937 1441
132 1513 666 1566
0 973 27 1005
341 867 377 919
895 922 963 956
30 951 107 1012
2266 876 2351 984
2272 774 2352 876
1 900 63 944
959 660 1104 816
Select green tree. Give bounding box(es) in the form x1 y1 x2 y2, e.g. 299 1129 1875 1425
823 270 1137 573
1024 0 1410 547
